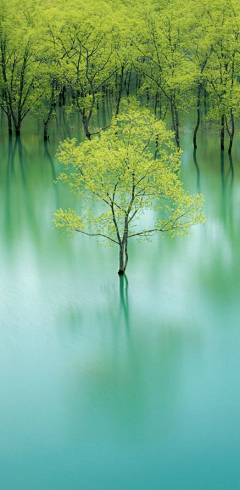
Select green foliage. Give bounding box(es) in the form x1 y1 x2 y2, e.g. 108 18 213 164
0 0 240 148
54 104 204 272
0 0 44 132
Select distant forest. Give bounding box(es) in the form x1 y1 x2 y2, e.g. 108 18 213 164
0 0 239 152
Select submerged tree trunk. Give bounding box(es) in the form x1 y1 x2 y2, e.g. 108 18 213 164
85 128 91 140
118 246 125 275
44 121 49 140
8 116 12 135
118 239 128 275
170 95 180 148
15 125 21 137
12 112 21 137
81 93 95 139
82 113 91 140
227 108 235 154
175 107 180 148
44 107 54 140
193 83 201 149
44 81 57 140
59 85 66 107
126 71 132 96
115 64 124 116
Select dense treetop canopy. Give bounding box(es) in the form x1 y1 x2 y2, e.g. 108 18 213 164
0 0 239 150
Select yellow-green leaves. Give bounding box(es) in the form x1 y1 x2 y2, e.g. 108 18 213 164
54 104 205 258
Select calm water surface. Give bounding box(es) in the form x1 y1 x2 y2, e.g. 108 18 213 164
0 112 240 489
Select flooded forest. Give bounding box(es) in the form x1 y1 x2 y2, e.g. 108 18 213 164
1 1 240 489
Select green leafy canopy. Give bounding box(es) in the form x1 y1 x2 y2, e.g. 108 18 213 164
54 103 205 252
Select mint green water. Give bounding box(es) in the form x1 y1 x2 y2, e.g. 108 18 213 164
0 113 240 489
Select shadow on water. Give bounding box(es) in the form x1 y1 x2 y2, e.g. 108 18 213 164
58 275 131 339
61 284 204 440
193 149 200 192
227 152 234 186
44 140 56 180
119 275 130 333
4 136 42 247
43 139 61 207
227 152 234 230
220 151 235 228
7 136 18 174
221 150 225 203
56 108 72 140
4 137 17 240
17 136 27 188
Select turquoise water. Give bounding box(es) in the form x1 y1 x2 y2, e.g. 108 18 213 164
0 113 240 489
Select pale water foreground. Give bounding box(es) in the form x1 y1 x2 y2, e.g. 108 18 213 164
0 113 240 489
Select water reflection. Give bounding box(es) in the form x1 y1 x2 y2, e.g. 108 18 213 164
55 273 205 443
63 315 204 443
56 108 72 139
193 149 200 192
1 107 240 488
59 276 131 336
44 140 56 180
119 275 130 332
220 151 235 225
1 135 61 254
220 151 234 191
17 137 27 187
227 152 234 185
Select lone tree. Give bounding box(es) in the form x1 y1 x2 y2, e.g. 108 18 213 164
54 104 204 274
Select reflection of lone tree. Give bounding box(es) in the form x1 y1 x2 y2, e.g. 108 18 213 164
119 275 130 330
54 104 204 274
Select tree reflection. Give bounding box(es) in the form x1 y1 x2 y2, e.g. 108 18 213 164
57 277 203 442
4 137 17 240
119 275 130 332
220 151 235 225
193 149 200 192
227 152 234 185
17 136 27 187
44 140 56 180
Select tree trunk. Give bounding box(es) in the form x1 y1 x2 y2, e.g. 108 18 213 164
44 121 48 140
118 245 125 275
159 93 162 119
126 71 132 96
170 95 180 148
118 239 128 275
228 109 234 154
175 107 180 148
203 86 207 116
44 81 56 140
14 114 21 137
155 136 159 159
228 135 233 154
8 113 12 135
170 97 176 139
59 86 66 106
44 107 54 141
116 64 124 116
154 93 158 116
193 83 201 149
83 114 91 140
